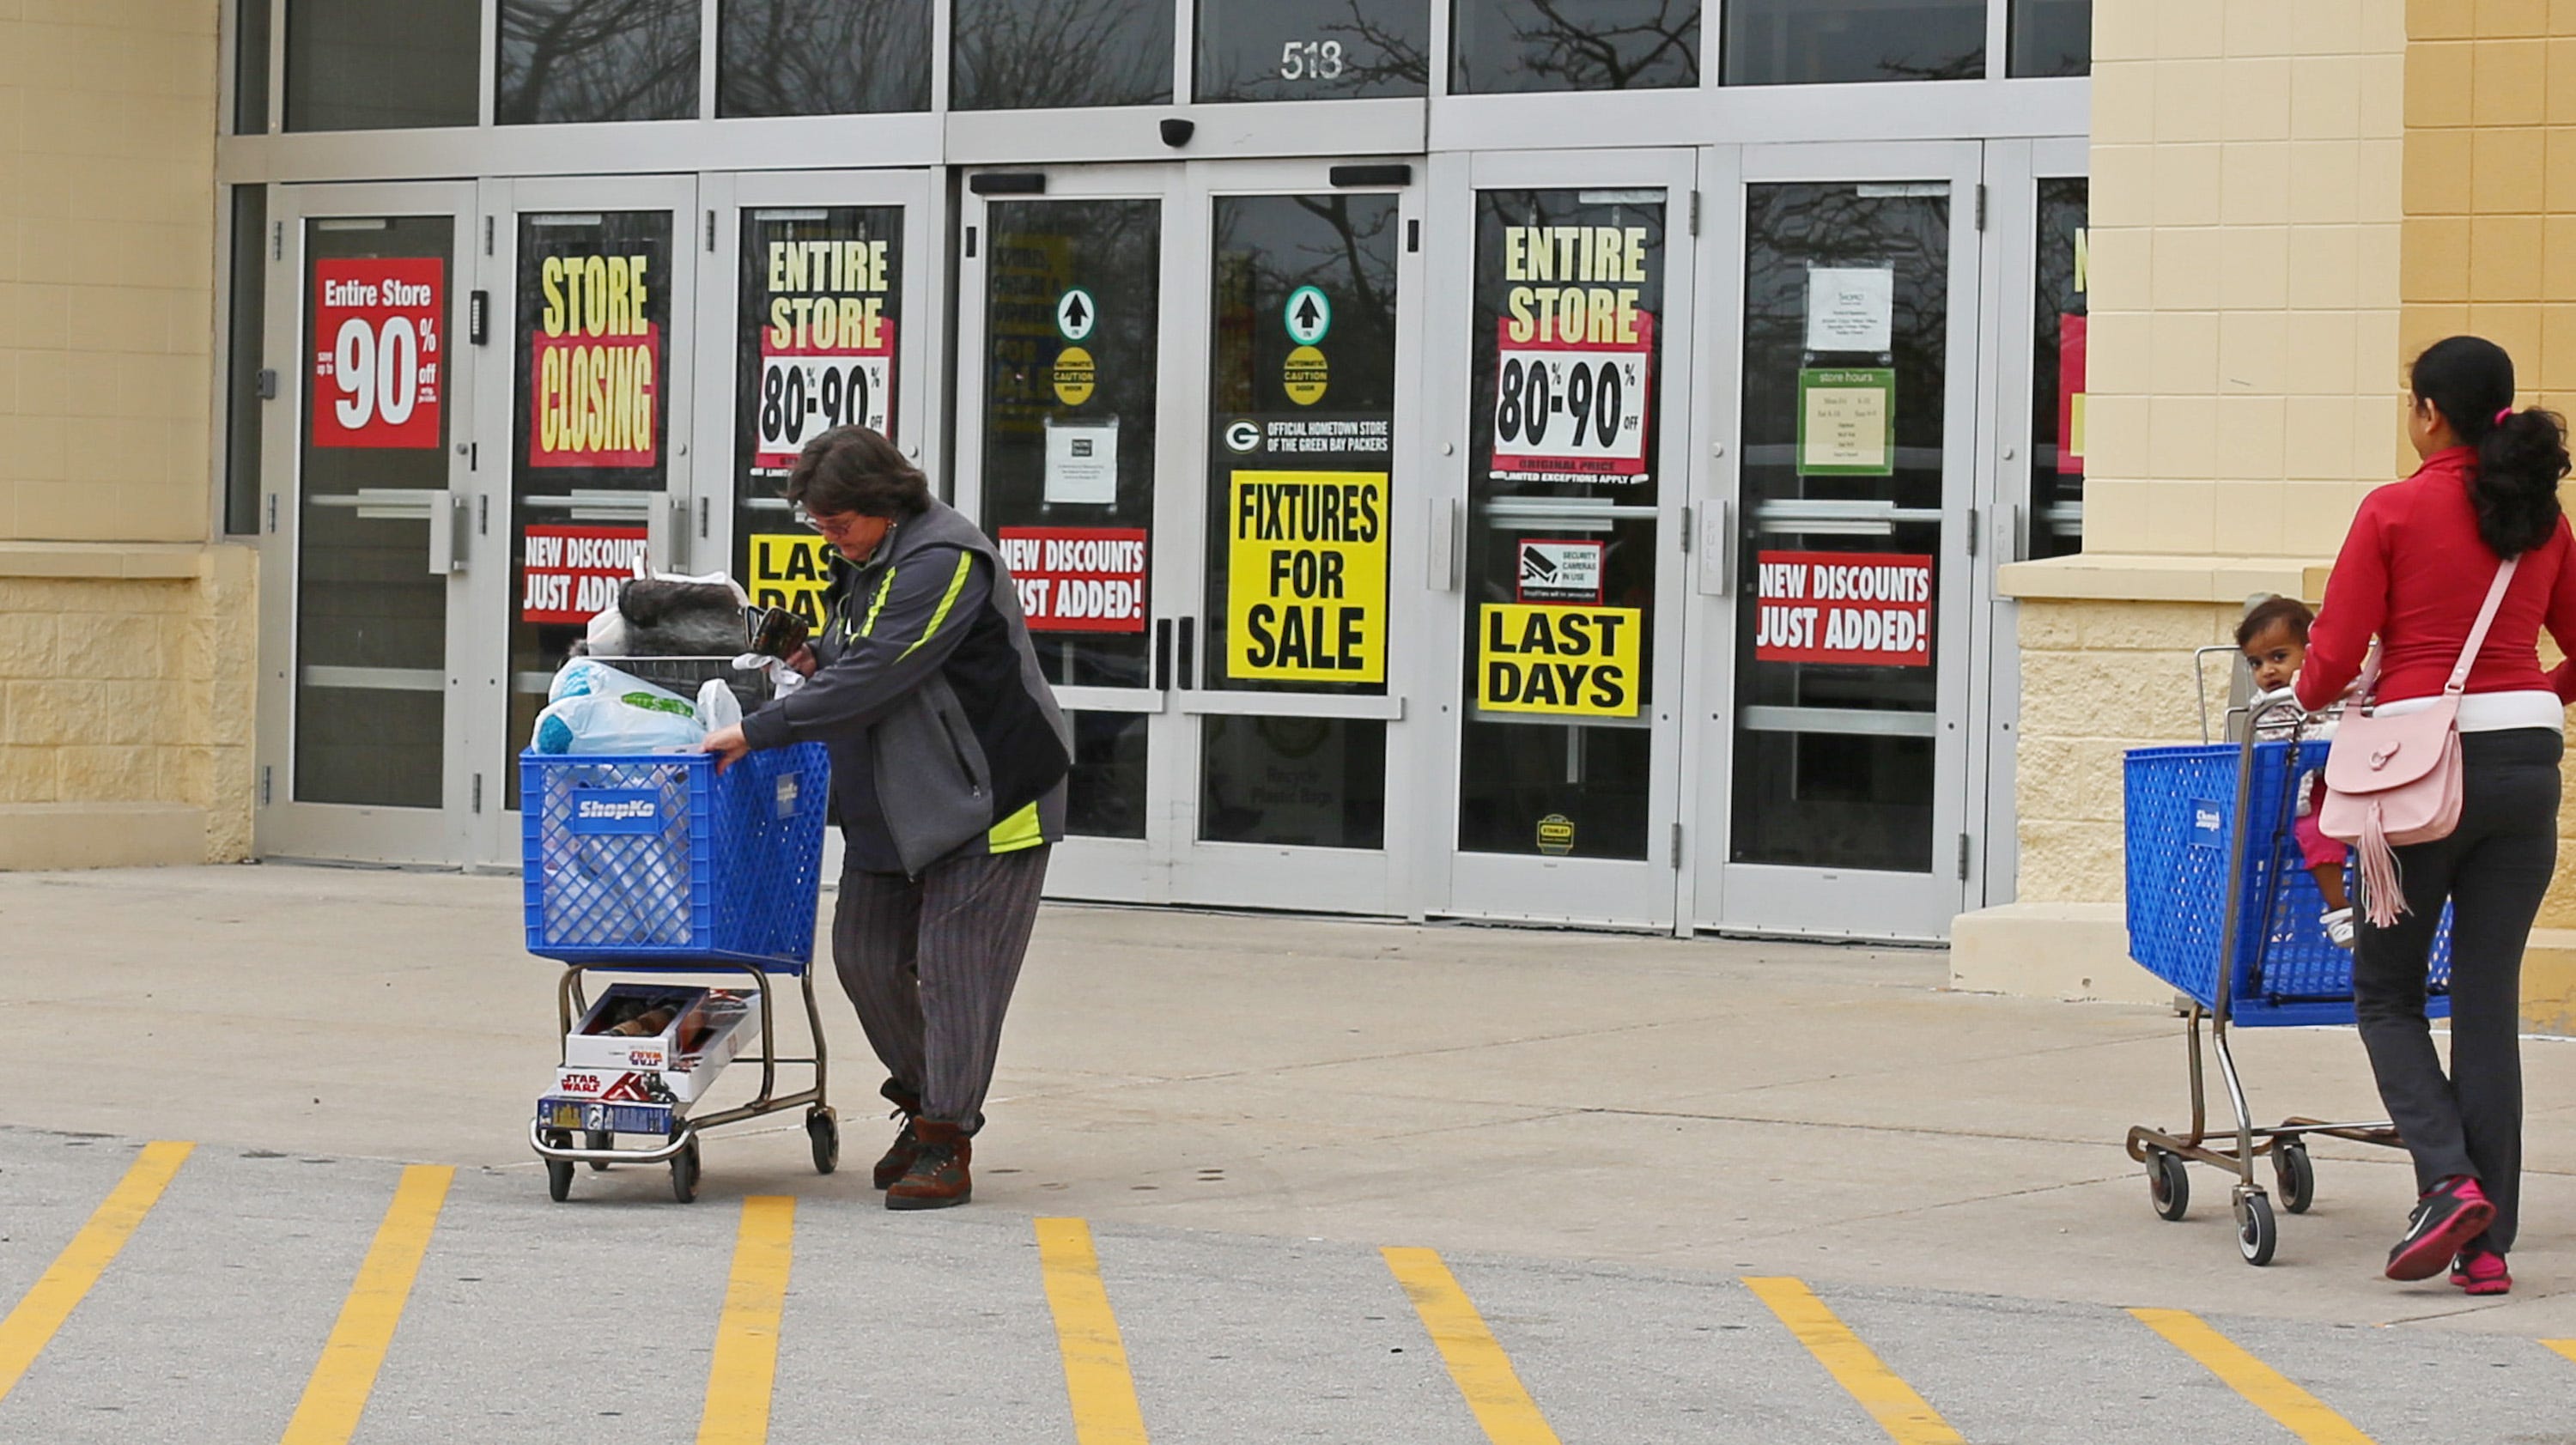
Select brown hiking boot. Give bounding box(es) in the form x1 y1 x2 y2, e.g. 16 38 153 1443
872 1079 923 1190
884 1120 970 1210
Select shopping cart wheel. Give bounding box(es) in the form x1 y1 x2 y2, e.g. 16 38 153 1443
2273 1142 2315 1215
807 1108 840 1176
542 1130 574 1203
2146 1149 2190 1222
670 1134 701 1205
2234 1190 2277 1266
585 1131 614 1172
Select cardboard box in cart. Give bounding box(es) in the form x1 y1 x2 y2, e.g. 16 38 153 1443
562 984 762 1105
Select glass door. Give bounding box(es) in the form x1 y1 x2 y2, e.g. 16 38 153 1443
471 175 700 858
955 165 1182 905
255 182 478 863
1166 159 1421 914
1431 149 1699 929
1687 142 1984 939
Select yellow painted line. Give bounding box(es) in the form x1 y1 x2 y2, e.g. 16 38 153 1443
0 1140 193 1403
698 1196 797 1445
1382 1246 1562 1445
1036 1217 1150 1445
2130 1308 2375 1445
1745 1277 1964 1445
2549 1339 2576 1365
280 1164 454 1445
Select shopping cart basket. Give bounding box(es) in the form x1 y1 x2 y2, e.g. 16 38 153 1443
2123 684 2451 1264
521 738 836 1203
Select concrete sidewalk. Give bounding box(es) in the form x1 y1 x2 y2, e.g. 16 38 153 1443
6 862 2573 1335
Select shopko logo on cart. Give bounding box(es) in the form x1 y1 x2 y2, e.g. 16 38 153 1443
568 789 663 835
2190 799 2226 847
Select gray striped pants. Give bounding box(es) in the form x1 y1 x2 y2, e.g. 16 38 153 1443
830 846 1050 1131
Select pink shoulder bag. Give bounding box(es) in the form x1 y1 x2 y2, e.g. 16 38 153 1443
2318 556 2518 926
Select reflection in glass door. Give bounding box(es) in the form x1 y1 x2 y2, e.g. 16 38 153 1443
1693 149 1984 939
1437 152 1697 928
258 184 477 863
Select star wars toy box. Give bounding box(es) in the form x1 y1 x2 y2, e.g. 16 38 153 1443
556 982 760 1106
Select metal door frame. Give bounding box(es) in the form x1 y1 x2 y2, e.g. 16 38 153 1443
1685 139 1986 941
254 179 481 864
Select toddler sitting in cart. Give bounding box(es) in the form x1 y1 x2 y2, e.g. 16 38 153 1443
2237 596 2354 948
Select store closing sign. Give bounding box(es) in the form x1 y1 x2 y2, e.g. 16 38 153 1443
755 239 893 468
997 527 1148 633
312 258 443 448
1753 552 1932 666
531 254 659 468
523 525 647 623
1226 472 1386 682
1478 604 1643 716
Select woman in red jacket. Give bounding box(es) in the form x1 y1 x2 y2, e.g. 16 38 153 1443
2297 336 2576 1295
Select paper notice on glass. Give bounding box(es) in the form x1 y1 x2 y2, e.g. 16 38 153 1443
1797 368 1895 477
1043 418 1120 504
1805 268 1894 354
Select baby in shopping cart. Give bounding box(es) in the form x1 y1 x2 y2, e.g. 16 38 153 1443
2237 595 2355 948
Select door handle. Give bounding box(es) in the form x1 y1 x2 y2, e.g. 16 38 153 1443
1426 496 1462 592
428 492 471 575
1153 618 1172 691
1176 616 1196 690
1696 500 1733 597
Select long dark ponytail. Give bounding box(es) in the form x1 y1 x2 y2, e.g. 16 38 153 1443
2409 335 2571 558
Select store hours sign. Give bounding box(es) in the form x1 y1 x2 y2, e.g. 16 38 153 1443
311 258 443 448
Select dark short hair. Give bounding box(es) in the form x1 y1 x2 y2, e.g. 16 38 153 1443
782 426 931 519
2235 594 2313 650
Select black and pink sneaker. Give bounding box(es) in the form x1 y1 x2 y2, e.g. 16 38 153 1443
2386 1177 2496 1281
2450 1250 2511 1296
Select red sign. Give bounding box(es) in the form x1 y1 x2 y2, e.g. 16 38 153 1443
1490 313 1654 482
754 319 896 470
995 527 1148 634
2058 313 2087 476
530 324 661 469
310 258 444 448
1753 551 1932 667
522 525 647 624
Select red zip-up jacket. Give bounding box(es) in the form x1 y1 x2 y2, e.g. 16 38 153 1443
2296 446 2576 712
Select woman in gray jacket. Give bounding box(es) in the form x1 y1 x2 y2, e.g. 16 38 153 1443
704 426 1071 1210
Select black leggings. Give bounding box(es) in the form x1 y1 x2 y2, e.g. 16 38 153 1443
2353 726 2561 1254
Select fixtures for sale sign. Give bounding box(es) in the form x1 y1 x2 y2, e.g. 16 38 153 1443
1753 552 1932 667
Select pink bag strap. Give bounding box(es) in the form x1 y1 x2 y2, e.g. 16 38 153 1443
2444 556 2520 697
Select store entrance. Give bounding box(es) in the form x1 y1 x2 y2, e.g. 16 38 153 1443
955 160 1425 914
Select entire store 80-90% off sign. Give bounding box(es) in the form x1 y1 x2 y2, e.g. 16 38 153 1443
1491 313 1652 481
311 258 444 448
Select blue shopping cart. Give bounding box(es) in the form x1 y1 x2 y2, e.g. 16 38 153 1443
521 739 835 1203
2123 683 2452 1265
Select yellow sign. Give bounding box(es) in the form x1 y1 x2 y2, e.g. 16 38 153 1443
1477 604 1643 716
1283 345 1327 406
1052 345 1095 406
750 533 835 629
1225 471 1387 683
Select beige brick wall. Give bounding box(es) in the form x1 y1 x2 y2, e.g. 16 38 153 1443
0 0 252 867
2082 0 2410 560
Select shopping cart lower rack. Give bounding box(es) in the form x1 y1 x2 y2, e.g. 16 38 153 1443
521 741 835 1203
2122 687 2451 1264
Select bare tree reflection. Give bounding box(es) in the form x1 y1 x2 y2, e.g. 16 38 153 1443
499 0 700 123
1453 0 1698 94
953 0 1171 109
721 0 933 114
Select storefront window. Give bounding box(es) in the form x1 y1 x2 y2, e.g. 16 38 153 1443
295 215 454 807
1458 189 1668 861
1730 183 1952 871
224 187 268 537
1450 0 1698 94
285 0 478 131
2028 178 2087 558
236 0 270 133
1195 0 1429 101
507 210 678 805
498 0 702 124
953 0 1174 109
732 206 906 628
2011 0 2091 78
1068 713 1150 837
719 0 933 114
978 198 1162 689
1201 717 1387 847
1722 0 1984 86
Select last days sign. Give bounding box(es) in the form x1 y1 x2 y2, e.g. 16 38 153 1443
1477 604 1643 717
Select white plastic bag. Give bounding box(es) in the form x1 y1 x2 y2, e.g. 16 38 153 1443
532 667 707 754
696 677 744 732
